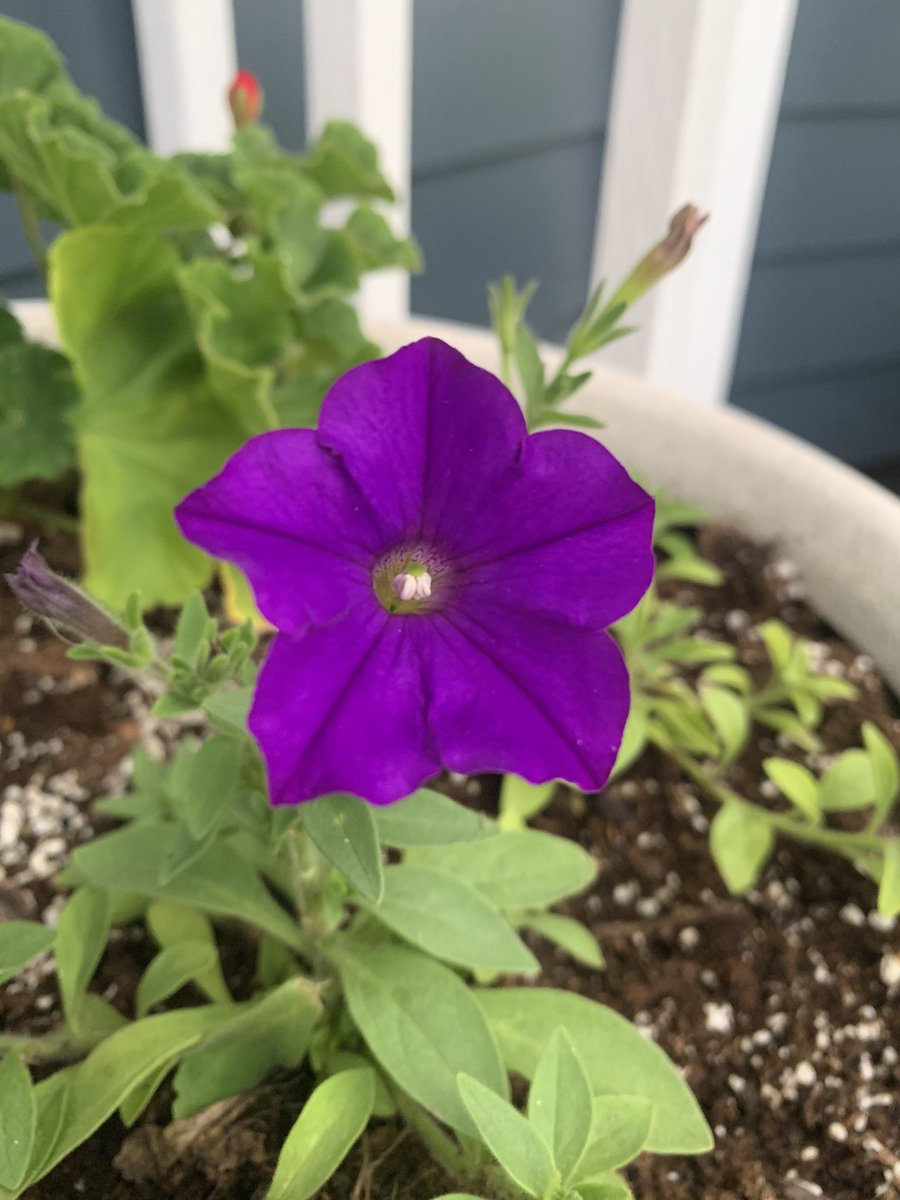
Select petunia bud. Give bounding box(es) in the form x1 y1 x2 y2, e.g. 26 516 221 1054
227 69 264 129
612 204 709 309
5 543 129 649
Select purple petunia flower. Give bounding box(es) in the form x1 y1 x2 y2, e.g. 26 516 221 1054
176 338 654 805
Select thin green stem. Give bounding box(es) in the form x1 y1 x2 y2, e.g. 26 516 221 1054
662 740 884 864
12 176 48 284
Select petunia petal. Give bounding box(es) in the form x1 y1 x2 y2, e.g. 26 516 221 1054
316 338 526 547
423 600 630 793
250 609 442 805
457 429 654 629
176 429 388 630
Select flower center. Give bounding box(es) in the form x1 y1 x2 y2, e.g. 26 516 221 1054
373 547 446 614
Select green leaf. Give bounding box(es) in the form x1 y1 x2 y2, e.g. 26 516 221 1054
762 758 820 821
0 1055 34 1191
331 933 507 1135
575 1177 633 1200
52 225 243 608
136 940 217 1017
368 865 538 974
702 664 752 694
520 912 604 970
416 828 597 910
0 921 54 986
498 775 555 831
202 687 253 736
610 705 648 779
0 18 63 98
172 592 210 668
176 735 243 842
528 1028 593 1182
757 619 793 673
863 722 899 819
700 685 749 766
458 1074 555 1198
302 792 384 902
476 988 712 1154
0 343 78 486
343 206 421 271
374 789 495 847
146 900 230 1005
71 821 303 949
266 1068 375 1200
577 1095 653 1176
709 802 774 893
173 978 321 1118
818 750 876 812
878 841 900 918
54 887 110 1031
301 120 393 200
24 1006 235 1189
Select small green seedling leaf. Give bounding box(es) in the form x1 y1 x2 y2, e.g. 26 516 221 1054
178 735 243 841
302 792 383 902
878 842 900 918
527 1028 593 1182
700 685 749 766
709 802 774 893
202 687 252 735
136 941 217 1017
266 1069 375 1200
863 722 899 821
818 750 875 812
458 1074 556 1198
762 759 820 822
173 592 210 668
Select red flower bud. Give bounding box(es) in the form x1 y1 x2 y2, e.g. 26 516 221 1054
228 69 264 129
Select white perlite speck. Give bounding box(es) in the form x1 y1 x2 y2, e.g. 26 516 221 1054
703 1001 734 1034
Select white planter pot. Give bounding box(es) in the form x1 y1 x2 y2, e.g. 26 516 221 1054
14 300 900 694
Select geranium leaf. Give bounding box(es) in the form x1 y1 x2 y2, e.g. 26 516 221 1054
331 932 507 1135
52 224 244 608
476 988 712 1154
367 864 538 974
0 343 77 486
266 1068 375 1200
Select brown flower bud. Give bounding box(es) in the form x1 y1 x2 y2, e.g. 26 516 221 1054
5 543 129 649
613 204 709 308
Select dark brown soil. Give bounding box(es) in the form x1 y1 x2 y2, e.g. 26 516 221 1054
1 515 898 1200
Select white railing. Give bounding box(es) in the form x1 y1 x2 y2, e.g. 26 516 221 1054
129 0 799 405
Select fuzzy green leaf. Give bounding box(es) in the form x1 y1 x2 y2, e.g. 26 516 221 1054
0 1055 34 1191
458 1074 555 1198
528 1028 593 1182
302 792 384 902
0 343 77 486
709 802 774 893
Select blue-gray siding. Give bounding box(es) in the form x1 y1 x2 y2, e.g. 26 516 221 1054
233 0 306 152
410 0 621 341
730 0 900 466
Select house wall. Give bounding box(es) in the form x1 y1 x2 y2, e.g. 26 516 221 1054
408 0 622 341
729 0 900 466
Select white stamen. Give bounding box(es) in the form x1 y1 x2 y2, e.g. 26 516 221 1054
392 571 432 602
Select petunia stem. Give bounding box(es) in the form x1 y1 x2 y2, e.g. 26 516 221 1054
662 740 885 867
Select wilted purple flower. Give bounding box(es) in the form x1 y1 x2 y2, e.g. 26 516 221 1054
176 339 654 805
5 543 129 649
